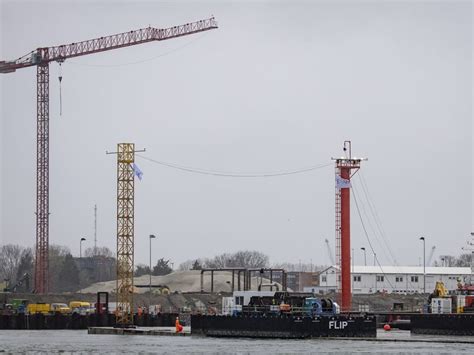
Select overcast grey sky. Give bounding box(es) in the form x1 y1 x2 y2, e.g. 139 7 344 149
0 0 472 268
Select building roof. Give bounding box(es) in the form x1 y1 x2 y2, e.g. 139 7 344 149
323 265 471 275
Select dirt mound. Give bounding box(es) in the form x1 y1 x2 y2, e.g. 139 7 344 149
80 270 281 294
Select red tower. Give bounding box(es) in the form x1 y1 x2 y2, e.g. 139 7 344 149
333 141 364 311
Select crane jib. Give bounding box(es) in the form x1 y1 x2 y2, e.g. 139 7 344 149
0 17 218 72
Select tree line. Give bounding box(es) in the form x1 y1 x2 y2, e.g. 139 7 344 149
434 253 472 267
177 250 269 271
0 244 115 293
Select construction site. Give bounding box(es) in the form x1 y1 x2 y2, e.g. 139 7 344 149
0 1 473 350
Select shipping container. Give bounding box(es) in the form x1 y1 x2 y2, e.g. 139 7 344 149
431 298 452 314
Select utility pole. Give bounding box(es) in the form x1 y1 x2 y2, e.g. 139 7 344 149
149 234 156 306
420 237 426 294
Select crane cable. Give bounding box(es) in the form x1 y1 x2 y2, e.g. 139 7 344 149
58 62 63 116
67 33 209 68
352 182 396 267
351 188 394 289
136 154 332 178
353 178 418 291
358 172 398 265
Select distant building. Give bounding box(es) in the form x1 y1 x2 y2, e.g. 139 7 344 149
304 266 472 295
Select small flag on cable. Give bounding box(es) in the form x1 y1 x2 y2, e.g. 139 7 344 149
335 175 351 189
131 163 143 181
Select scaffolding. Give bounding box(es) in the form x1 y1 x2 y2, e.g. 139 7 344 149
115 143 135 327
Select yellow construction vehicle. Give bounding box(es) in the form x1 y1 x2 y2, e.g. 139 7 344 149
69 301 91 315
51 303 71 314
27 303 50 315
433 281 448 298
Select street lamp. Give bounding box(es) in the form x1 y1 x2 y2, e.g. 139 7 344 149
80 237 86 258
469 232 473 284
420 237 426 294
361 247 367 266
149 234 156 304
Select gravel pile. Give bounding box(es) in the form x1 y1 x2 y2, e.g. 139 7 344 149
80 270 281 294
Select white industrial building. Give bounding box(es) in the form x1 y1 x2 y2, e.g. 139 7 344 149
304 266 472 294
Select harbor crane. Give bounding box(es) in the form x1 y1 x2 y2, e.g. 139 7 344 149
0 17 218 293
325 238 335 266
427 245 436 266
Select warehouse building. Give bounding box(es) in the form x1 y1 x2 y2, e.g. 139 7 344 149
305 266 472 294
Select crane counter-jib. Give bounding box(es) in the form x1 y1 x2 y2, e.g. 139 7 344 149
0 17 218 73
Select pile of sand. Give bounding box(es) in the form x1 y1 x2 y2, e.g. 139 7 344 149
80 270 282 294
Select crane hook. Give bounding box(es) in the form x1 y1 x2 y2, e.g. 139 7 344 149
58 62 63 116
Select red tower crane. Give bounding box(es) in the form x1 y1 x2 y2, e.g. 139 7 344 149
0 17 218 293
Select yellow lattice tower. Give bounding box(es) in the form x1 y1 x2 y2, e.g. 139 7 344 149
116 143 135 327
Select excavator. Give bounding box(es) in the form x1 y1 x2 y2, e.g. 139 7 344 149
427 280 474 313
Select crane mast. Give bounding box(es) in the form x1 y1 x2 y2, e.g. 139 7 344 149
1 17 217 293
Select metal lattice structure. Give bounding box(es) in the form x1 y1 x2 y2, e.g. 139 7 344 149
0 18 217 293
116 143 135 326
35 63 50 293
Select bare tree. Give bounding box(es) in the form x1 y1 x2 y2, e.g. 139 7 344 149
232 250 269 268
205 253 232 268
49 244 71 292
202 251 269 269
454 253 472 267
178 259 195 271
0 244 24 284
84 246 114 258
272 262 326 272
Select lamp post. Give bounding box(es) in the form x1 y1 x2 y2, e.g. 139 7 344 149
361 247 367 266
149 234 156 304
471 232 474 284
373 252 376 266
420 237 426 294
80 237 86 258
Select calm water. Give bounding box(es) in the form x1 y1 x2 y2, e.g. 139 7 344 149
0 330 473 354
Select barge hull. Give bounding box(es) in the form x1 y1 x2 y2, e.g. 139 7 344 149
411 314 474 336
191 314 376 338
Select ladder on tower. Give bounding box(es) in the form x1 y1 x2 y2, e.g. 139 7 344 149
335 166 342 302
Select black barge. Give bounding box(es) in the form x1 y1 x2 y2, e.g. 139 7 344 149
191 313 376 338
192 291 376 338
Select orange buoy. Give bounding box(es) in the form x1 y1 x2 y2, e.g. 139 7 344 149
383 324 391 331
